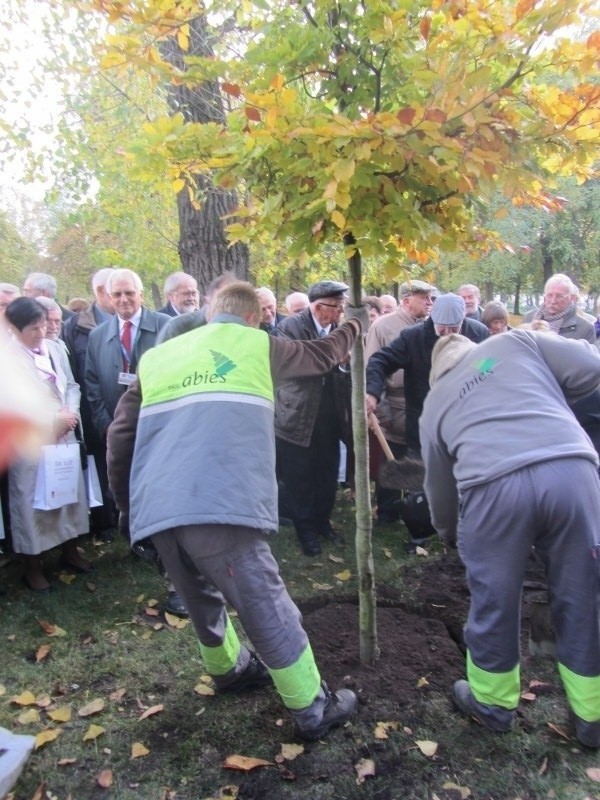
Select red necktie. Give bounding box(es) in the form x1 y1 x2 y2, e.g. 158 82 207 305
121 320 133 370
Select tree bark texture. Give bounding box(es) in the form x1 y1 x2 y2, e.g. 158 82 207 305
161 15 249 294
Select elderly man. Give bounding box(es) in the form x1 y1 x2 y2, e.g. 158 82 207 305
285 291 309 315
365 279 434 522
256 287 285 335
523 273 597 344
159 272 200 317
275 280 351 556
0 283 20 318
23 272 74 321
62 269 116 540
457 284 483 321
379 294 398 315
85 269 170 441
107 281 362 740
419 331 600 748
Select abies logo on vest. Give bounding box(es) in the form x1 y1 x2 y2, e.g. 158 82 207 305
459 357 497 399
181 350 238 388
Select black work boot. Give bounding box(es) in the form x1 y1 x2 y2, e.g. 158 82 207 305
452 680 515 732
215 652 272 694
293 682 358 741
296 528 321 557
574 715 600 748
164 590 188 618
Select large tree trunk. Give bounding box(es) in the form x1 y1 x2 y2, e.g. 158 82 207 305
161 15 249 294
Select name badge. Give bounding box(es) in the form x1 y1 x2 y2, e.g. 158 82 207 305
118 372 136 386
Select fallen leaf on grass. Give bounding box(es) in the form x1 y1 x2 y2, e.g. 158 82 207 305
415 739 438 757
83 724 105 741
35 728 62 749
17 708 40 725
57 758 77 766
30 782 48 800
35 693 51 708
586 767 600 782
110 688 126 702
131 741 150 758
11 691 35 706
58 572 77 584
147 598 159 608
328 554 344 563
144 607 160 617
279 743 304 761
334 569 352 581
310 582 333 591
164 612 189 629
136 593 145 603
546 722 570 741
374 721 399 740
194 682 215 696
223 754 273 771
521 691 536 702
48 706 71 723
97 769 113 788
79 698 105 717
538 756 548 775
416 676 430 688
442 781 471 798
139 704 164 720
355 757 375 784
86 581 97 592
36 644 51 663
0 684 5 696
37 620 66 637
415 545 428 556
381 547 392 559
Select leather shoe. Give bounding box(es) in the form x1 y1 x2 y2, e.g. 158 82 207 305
60 557 94 574
294 683 358 741
319 522 344 545
216 652 272 694
164 591 188 618
300 539 321 557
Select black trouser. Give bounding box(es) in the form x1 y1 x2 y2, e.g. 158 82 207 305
276 405 340 548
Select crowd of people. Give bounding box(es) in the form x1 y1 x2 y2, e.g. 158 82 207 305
1 268 598 748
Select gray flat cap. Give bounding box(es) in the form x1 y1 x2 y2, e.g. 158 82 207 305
399 279 434 298
308 280 349 302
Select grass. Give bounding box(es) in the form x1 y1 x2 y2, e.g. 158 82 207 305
1 493 599 800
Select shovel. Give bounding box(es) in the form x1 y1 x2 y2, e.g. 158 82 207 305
369 415 426 492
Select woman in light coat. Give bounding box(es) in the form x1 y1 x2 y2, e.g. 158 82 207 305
5 298 91 591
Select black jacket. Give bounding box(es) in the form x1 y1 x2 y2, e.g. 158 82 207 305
366 316 489 452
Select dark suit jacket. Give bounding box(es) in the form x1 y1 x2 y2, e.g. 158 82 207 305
260 311 287 336
85 307 170 437
158 301 178 317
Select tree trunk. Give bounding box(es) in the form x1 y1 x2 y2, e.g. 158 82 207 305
161 15 249 295
345 235 378 665
513 276 521 316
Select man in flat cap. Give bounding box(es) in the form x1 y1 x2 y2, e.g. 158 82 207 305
275 280 350 556
365 279 434 523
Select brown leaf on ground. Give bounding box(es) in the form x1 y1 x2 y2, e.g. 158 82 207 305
57 757 77 766
442 781 472 798
520 692 536 702
11 691 35 706
328 554 344 563
78 698 105 717
131 742 150 758
97 769 113 788
35 644 51 663
37 620 66 636
30 782 48 800
139 704 164 720
538 756 548 775
164 612 189 629
415 739 438 757
223 754 273 771
17 708 40 725
110 688 126 702
34 728 62 749
355 757 376 784
546 722 570 741
83 724 105 741
144 607 160 617
280 743 304 761
35 693 51 708
586 767 600 782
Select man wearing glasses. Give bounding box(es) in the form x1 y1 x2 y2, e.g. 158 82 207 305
275 280 351 556
159 272 200 317
523 273 597 345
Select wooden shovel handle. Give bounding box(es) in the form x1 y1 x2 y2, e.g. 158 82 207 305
370 415 395 462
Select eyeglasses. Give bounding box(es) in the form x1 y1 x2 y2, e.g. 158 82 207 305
176 290 199 297
110 291 138 299
318 302 345 310
544 292 569 301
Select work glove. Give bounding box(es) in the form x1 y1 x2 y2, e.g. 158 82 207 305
343 304 369 331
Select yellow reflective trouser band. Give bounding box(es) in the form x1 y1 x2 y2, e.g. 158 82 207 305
558 663 600 722
268 643 322 710
199 616 240 677
467 650 520 709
